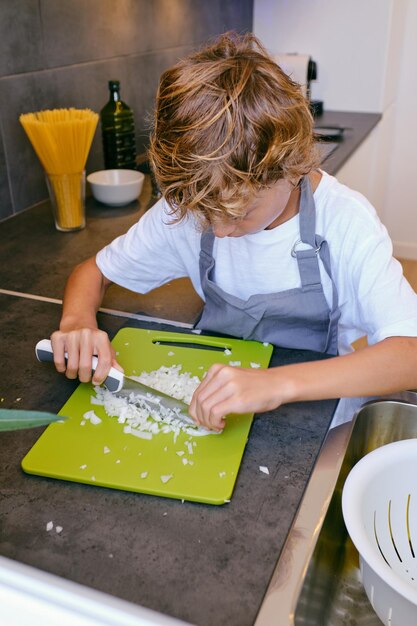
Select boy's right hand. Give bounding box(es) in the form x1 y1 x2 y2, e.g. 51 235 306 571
50 328 122 385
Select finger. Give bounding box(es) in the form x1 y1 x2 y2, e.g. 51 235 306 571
92 344 113 385
190 380 219 426
50 332 67 373
64 333 81 380
211 414 226 432
196 363 225 392
189 364 226 416
111 348 124 373
200 399 227 432
205 409 226 432
111 360 124 372
78 332 95 383
194 382 234 430
188 393 201 425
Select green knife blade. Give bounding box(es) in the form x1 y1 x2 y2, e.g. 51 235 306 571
0 409 67 432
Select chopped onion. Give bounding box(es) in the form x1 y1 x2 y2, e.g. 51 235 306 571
83 410 102 425
129 430 153 440
90 395 104 405
94 364 220 440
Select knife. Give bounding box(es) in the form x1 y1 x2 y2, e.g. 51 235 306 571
35 339 194 425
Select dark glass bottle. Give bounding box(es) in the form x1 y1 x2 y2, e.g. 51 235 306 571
100 80 137 170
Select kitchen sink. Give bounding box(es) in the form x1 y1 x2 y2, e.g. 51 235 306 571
254 393 417 626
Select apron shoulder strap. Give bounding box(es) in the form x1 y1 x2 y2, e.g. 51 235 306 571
199 228 215 284
299 175 317 248
294 176 323 288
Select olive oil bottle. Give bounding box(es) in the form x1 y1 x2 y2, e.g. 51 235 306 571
100 80 136 169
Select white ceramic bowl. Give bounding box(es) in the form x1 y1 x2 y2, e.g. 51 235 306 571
87 169 144 206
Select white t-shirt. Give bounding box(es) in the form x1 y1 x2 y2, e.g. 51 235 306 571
96 171 417 354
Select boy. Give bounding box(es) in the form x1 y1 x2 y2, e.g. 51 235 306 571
51 32 417 432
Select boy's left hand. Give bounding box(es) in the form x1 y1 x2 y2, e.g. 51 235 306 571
189 364 282 431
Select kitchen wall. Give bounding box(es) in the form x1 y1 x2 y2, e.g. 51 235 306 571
254 0 417 259
0 0 253 221
254 0 395 112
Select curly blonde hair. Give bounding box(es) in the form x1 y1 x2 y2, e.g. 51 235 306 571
149 32 319 225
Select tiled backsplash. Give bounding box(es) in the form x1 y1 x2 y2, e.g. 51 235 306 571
0 0 252 220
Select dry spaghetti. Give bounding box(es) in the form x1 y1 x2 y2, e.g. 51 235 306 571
20 108 98 230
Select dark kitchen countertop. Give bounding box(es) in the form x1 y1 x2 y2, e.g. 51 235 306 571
0 294 337 626
314 109 381 174
0 110 379 625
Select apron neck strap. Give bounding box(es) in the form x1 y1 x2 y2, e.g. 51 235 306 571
298 175 317 247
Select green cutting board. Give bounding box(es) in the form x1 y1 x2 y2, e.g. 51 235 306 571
22 328 273 505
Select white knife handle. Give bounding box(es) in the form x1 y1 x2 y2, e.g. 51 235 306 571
35 339 124 392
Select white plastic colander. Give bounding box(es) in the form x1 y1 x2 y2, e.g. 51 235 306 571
342 439 417 626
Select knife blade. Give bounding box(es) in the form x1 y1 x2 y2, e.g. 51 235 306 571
35 339 194 425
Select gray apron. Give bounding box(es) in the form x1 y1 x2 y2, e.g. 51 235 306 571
195 176 340 355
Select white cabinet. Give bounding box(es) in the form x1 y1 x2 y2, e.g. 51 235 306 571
254 0 417 259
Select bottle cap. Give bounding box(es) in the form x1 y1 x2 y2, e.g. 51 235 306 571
108 80 120 90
